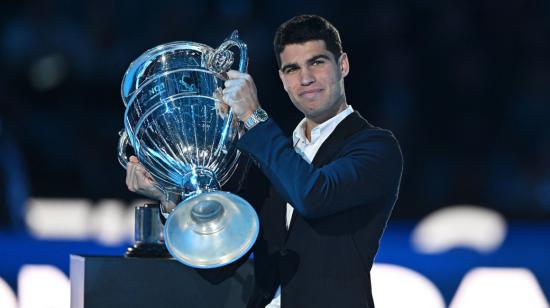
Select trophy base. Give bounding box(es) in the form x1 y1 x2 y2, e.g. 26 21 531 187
125 243 172 258
164 191 259 268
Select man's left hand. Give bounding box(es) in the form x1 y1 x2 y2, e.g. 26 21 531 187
222 70 260 122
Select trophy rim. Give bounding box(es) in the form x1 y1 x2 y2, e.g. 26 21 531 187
121 41 215 106
122 67 223 144
124 67 222 113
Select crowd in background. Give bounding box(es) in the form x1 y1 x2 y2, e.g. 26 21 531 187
1 0 549 226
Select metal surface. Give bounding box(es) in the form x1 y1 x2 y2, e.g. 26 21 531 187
164 191 259 268
126 204 171 258
118 31 259 268
134 204 164 244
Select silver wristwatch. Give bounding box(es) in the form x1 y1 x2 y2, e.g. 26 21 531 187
244 107 269 130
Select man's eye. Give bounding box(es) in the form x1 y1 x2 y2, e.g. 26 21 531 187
286 67 297 73
312 60 324 65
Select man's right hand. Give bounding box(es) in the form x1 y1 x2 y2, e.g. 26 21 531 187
126 156 179 213
126 155 164 200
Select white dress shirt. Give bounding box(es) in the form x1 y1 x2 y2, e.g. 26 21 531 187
266 105 354 308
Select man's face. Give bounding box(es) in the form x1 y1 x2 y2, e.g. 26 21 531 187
278 40 349 123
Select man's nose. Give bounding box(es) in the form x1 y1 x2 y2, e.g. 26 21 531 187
300 68 315 86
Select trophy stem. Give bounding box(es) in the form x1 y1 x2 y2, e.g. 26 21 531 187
190 200 226 235
181 168 227 234
182 168 220 196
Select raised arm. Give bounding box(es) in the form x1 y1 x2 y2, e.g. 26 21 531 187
236 119 403 219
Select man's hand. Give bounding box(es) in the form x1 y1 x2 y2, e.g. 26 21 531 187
126 156 163 200
213 87 230 119
126 156 178 213
221 70 261 122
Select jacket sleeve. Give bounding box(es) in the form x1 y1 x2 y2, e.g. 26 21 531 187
236 119 403 219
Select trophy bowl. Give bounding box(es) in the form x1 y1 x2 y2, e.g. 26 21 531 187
118 31 259 268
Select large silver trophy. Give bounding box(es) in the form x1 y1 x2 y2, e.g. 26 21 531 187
117 31 259 268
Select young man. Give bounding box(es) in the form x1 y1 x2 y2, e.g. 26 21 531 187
222 15 403 308
128 15 402 308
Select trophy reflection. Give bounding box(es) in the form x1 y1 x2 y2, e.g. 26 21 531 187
117 31 259 268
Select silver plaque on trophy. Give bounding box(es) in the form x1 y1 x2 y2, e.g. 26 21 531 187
117 31 259 268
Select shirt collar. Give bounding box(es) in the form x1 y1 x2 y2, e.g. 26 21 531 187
293 105 354 146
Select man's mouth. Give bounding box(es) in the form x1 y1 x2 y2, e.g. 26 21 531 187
299 89 323 97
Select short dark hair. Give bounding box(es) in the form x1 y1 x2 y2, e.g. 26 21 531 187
273 15 343 68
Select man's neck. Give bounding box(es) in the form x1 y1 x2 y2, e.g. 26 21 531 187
304 102 348 141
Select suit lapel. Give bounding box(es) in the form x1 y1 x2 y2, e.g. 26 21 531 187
312 111 371 167
285 111 371 237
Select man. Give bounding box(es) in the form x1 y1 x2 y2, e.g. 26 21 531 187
127 15 402 308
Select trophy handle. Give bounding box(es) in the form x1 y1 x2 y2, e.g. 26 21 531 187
117 129 130 169
208 30 248 73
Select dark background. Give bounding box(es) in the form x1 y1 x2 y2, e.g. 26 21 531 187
1 0 550 224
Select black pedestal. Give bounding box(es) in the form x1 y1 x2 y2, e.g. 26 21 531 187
70 255 254 308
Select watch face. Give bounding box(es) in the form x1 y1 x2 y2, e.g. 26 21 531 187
256 108 268 121
245 108 268 129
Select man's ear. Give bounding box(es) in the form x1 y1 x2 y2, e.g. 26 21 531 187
339 53 349 78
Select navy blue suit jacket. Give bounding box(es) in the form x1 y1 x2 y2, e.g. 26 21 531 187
236 111 403 308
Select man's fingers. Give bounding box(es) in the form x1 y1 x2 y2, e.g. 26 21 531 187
126 162 135 189
222 89 236 107
126 156 139 190
224 77 252 91
226 71 254 87
135 167 150 188
213 88 223 101
226 70 246 79
144 169 156 182
126 157 151 192
224 79 237 88
125 156 163 200
215 101 229 119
